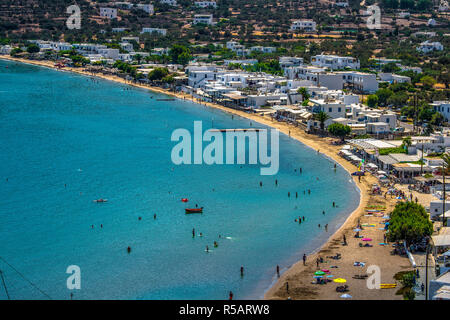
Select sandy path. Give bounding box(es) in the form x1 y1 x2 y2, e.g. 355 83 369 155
1 56 412 299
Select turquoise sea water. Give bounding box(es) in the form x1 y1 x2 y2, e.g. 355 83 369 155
0 59 359 300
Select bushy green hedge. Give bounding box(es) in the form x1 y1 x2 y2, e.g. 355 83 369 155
388 202 433 244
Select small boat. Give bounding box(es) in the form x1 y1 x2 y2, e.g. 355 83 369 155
185 207 203 214
181 198 189 203
156 98 175 101
93 199 108 203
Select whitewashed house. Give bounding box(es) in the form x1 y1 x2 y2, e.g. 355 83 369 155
431 101 450 122
100 8 118 19
311 54 360 70
141 28 167 36
195 1 217 8
290 20 316 32
136 4 154 14
337 71 379 93
417 41 444 53
159 0 177 6
193 14 214 25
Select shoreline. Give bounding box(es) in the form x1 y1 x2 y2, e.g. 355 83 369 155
1 56 407 300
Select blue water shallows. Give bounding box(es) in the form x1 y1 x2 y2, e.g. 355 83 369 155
0 60 359 300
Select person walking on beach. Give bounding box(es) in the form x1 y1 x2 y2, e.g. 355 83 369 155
316 257 320 268
343 234 347 245
285 282 289 294
303 254 307 265
276 265 280 277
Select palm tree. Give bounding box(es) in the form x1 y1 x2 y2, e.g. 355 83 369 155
297 87 310 101
314 111 330 131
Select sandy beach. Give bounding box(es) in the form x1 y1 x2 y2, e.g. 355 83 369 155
1 55 412 300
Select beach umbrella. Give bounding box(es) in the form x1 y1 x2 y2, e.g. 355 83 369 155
334 278 347 283
362 238 372 241
321 269 330 273
353 228 362 232
314 271 326 276
340 294 352 298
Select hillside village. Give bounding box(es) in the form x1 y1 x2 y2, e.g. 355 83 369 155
1 0 450 300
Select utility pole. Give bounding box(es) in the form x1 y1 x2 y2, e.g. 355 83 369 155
425 242 429 300
413 94 418 134
443 163 446 228
421 143 424 175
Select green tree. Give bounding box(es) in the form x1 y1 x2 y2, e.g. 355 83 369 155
375 88 393 106
148 67 169 81
420 76 436 90
328 123 351 141
169 45 192 65
314 111 330 131
297 87 310 100
431 112 444 126
367 94 379 108
387 202 433 244
26 43 40 53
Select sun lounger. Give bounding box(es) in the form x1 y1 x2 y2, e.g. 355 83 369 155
352 274 368 279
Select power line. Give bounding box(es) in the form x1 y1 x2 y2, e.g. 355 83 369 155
0 270 10 300
0 256 52 300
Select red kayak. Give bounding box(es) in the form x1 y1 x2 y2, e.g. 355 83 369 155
181 198 189 203
185 208 203 214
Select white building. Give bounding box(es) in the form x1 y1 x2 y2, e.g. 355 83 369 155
310 98 346 126
0 45 12 55
98 48 120 60
417 41 444 53
431 101 450 122
379 73 411 84
290 20 316 32
136 4 154 14
311 54 360 70
141 28 167 36
151 47 169 56
112 28 127 33
159 0 177 6
335 2 349 7
428 18 437 27
430 201 450 219
120 42 134 52
337 71 379 93
249 46 276 54
100 7 118 19
195 1 217 8
279 57 303 69
224 59 258 66
193 14 214 25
